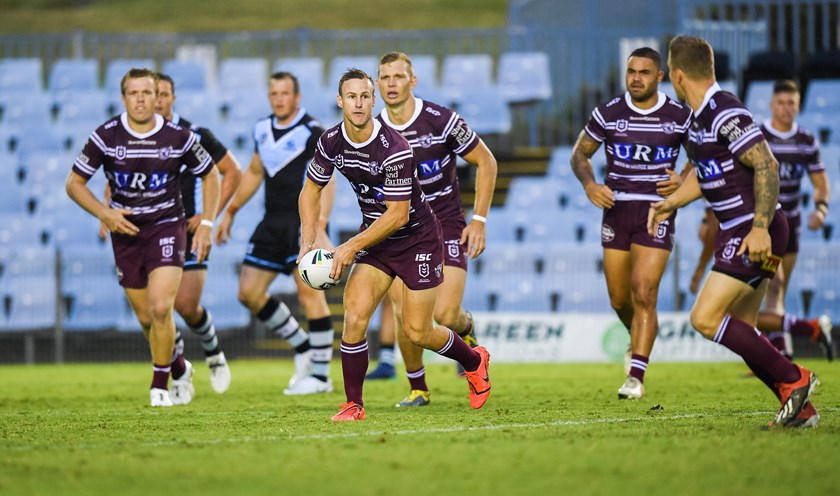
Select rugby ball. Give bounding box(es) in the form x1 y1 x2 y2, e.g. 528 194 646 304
298 248 339 290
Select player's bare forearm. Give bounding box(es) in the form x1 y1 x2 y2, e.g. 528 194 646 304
345 200 409 253
570 131 601 189
215 152 242 217
809 170 830 204
298 179 324 253
66 171 107 220
679 160 693 180
740 141 779 228
200 167 221 224
464 139 497 217
226 154 264 215
318 175 336 230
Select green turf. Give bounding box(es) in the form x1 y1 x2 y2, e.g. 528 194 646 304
1 359 838 496
0 0 507 33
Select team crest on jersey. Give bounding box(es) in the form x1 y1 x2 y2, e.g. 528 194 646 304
158 146 173 159
616 119 629 132
435 263 442 278
419 262 430 278
662 122 676 134
447 241 460 259
722 237 741 260
116 146 127 160
601 224 615 242
369 161 383 175
418 133 434 148
656 220 668 239
258 132 268 145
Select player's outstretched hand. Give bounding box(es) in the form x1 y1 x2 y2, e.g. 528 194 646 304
584 183 615 209
101 208 139 236
193 223 213 263
460 220 486 259
647 200 674 237
215 212 234 246
736 227 770 262
656 169 682 196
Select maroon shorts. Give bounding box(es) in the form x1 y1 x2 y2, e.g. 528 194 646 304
111 220 186 289
356 217 445 291
711 209 788 288
601 201 675 251
440 214 468 270
784 213 801 254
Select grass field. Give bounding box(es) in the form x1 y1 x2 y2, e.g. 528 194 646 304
0 0 507 33
1 359 838 496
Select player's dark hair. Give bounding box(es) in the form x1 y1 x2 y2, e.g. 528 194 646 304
120 68 158 95
378 51 414 77
270 71 300 95
668 35 715 80
156 73 176 94
628 47 662 70
773 79 799 95
338 68 375 96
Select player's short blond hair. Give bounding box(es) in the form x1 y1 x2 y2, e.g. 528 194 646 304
668 35 715 80
378 51 414 77
120 68 158 95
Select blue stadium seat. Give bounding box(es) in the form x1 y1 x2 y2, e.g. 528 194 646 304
201 248 251 329
498 51 552 103
462 271 491 312
0 213 52 246
162 59 210 92
796 112 840 145
172 90 221 129
0 92 52 127
104 58 155 93
0 183 27 214
547 146 574 178
63 279 122 331
219 58 269 93
506 176 569 211
300 86 340 125
0 58 44 93
48 59 99 100
483 208 526 243
441 54 494 104
409 55 441 102
223 92 269 124
327 56 378 88
803 80 840 116
744 81 774 122
274 57 326 93
455 86 511 135
56 92 110 126
15 124 68 155
2 276 58 331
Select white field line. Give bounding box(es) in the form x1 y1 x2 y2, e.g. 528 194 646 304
3 407 837 452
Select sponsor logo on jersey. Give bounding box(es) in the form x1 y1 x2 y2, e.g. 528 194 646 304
112 171 169 191
327 129 339 139
418 159 442 177
191 142 209 163
693 158 724 180
613 143 678 163
160 236 176 259
779 162 804 180
450 124 471 146
379 133 390 148
259 132 268 145
601 224 615 242
78 152 89 164
424 106 441 116
606 97 621 107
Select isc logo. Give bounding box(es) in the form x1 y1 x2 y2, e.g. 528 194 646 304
415 253 431 261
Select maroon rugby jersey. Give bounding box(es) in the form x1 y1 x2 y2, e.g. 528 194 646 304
307 119 436 240
686 83 769 230
72 113 214 227
377 97 479 220
760 121 824 218
585 92 692 201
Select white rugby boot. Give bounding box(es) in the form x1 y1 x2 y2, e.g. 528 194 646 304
170 359 195 405
617 376 644 400
150 388 173 407
206 352 231 394
283 376 333 395
287 350 312 389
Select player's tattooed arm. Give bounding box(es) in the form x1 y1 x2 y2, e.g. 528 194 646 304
571 131 614 208
739 140 779 229
570 131 601 187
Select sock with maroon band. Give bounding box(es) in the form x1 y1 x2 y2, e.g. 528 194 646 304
152 364 170 390
628 354 648 383
434 329 481 372
714 315 800 384
340 340 368 406
406 367 428 391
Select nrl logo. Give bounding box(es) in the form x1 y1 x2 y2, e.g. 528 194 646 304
115 145 127 160
616 119 629 132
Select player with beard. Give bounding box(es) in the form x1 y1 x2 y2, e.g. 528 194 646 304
571 47 692 399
